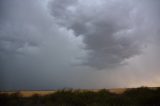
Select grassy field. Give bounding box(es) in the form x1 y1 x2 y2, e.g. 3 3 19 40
1 91 56 97
0 88 130 97
1 87 157 97
1 87 160 106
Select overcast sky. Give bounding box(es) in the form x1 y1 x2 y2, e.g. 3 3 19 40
1 0 160 90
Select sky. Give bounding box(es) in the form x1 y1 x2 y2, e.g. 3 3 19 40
0 0 160 90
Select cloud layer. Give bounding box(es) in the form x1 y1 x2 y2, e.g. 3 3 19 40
0 0 160 90
0 0 84 90
49 0 151 69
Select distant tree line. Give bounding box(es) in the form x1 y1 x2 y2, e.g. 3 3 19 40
0 87 160 106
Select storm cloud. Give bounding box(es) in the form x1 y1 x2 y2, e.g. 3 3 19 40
0 0 160 90
49 0 151 69
0 0 84 90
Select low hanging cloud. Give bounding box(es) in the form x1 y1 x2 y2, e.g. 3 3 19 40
1 0 160 90
49 0 151 69
0 0 84 90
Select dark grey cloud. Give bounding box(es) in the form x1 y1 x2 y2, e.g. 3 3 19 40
0 0 84 90
1 0 160 90
49 0 149 69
